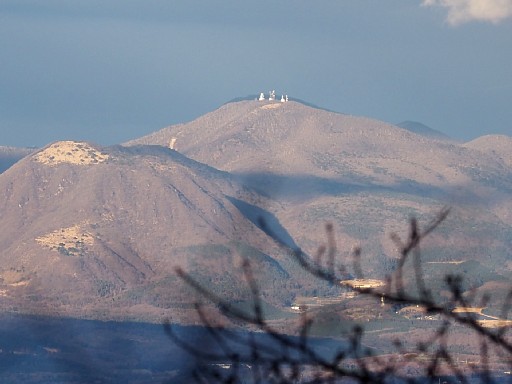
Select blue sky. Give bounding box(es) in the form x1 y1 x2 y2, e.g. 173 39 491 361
1 0 511 147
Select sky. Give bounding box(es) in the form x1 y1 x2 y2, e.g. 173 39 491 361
1 0 511 148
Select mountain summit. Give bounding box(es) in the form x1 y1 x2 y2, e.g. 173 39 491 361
0 141 286 320
126 100 511 199
127 100 512 294
1 101 511 321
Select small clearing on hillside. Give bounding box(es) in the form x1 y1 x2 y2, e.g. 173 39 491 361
260 103 282 110
340 279 386 289
1 270 26 285
33 141 109 165
36 224 94 256
426 261 465 265
477 319 512 328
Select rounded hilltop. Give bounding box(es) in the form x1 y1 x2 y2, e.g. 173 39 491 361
125 97 453 178
33 141 110 166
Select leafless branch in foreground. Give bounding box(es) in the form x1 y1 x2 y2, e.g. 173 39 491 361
168 207 512 383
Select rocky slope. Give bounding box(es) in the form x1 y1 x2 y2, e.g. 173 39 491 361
0 141 288 320
126 100 511 203
2 100 511 321
126 100 512 281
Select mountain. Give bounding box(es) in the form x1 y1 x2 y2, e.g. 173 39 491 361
125 101 508 196
396 120 452 141
464 134 512 167
0 141 290 320
2 101 511 381
0 146 36 174
2 100 512 322
126 100 512 292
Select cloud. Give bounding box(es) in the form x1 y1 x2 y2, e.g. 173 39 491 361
422 0 512 25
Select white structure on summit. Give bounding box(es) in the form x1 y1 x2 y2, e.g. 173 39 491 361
257 90 288 102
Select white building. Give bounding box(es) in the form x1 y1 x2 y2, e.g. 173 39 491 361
257 90 288 102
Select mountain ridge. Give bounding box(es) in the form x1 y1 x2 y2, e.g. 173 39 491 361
1 100 511 322
126 100 512 200
396 120 452 141
0 140 290 320
125 100 512 286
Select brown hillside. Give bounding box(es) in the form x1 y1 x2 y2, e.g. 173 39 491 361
464 135 512 167
0 142 287 320
2 102 511 322
126 101 511 196
126 100 512 284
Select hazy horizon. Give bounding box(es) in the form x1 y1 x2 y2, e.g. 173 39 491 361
1 1 511 147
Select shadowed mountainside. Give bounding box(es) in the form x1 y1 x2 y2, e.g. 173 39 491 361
126 101 511 201
0 141 291 320
126 100 512 301
1 100 511 323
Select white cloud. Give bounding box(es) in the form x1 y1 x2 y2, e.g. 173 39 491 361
422 0 512 25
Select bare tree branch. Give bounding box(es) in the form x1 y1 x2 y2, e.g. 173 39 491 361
170 207 512 383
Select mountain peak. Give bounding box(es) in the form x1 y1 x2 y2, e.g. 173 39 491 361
396 121 451 141
33 141 110 166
